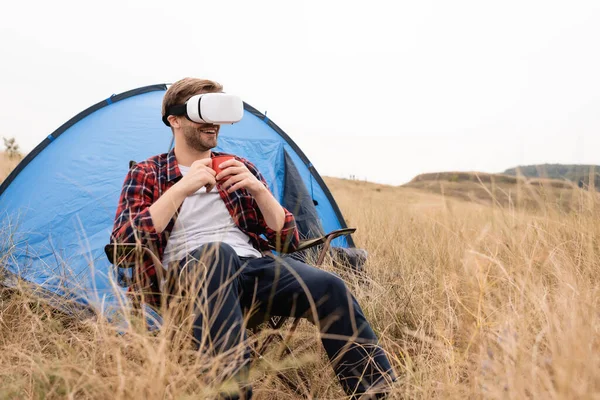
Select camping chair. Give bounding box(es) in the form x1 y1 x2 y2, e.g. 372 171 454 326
105 227 355 394
104 226 356 331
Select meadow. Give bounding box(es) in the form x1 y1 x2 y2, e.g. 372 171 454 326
1 156 599 399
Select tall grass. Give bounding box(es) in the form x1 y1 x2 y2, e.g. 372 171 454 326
327 177 600 398
1 174 599 398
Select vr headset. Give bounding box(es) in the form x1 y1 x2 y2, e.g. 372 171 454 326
162 93 244 126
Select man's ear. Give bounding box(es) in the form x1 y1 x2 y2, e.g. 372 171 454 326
167 115 181 129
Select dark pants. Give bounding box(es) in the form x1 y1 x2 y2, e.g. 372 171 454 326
170 242 395 399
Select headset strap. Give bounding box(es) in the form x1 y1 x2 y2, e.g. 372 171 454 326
162 104 187 126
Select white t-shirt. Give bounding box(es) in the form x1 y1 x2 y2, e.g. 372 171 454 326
161 164 262 267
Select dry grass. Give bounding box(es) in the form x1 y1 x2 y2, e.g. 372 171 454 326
0 152 23 182
1 166 600 398
326 176 600 398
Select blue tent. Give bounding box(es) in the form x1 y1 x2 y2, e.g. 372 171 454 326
0 84 361 312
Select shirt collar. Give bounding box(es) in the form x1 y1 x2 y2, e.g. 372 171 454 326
166 148 181 182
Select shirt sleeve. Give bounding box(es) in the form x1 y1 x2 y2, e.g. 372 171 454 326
242 158 300 252
110 164 160 246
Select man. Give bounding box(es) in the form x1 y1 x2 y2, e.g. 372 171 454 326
111 78 395 399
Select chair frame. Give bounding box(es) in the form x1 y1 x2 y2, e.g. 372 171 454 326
105 228 355 395
105 156 359 394
104 227 355 328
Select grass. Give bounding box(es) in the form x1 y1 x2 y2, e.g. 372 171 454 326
1 159 600 398
0 152 23 182
326 176 600 398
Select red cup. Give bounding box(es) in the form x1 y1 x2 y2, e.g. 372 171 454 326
212 155 235 182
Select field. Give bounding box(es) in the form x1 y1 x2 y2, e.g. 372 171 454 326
1 159 600 399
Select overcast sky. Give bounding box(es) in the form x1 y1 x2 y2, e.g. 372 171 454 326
1 0 599 185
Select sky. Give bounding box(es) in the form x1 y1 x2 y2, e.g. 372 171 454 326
1 0 599 186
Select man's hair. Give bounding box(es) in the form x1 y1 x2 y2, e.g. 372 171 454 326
161 78 224 120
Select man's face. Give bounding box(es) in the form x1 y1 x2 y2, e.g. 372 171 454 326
179 117 221 152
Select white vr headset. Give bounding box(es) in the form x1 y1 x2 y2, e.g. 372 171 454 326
162 93 244 126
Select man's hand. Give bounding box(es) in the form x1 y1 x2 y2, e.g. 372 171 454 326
175 158 217 196
216 159 267 196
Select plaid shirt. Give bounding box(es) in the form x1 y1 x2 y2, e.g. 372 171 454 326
110 149 299 306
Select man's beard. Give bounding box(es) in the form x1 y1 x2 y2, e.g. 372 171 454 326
182 124 219 152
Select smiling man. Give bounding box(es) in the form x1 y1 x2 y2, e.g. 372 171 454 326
110 78 396 399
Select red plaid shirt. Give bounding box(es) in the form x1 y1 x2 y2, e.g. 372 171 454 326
110 149 299 306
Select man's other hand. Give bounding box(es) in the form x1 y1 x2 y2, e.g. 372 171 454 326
216 159 267 196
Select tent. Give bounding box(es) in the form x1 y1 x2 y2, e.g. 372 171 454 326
0 84 363 312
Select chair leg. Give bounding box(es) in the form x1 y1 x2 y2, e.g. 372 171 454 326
316 234 336 267
276 319 312 396
277 372 307 397
256 316 288 355
253 339 311 397
255 317 312 397
276 352 312 397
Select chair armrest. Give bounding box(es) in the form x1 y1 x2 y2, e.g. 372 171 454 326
104 243 167 284
106 227 357 277
104 243 143 265
275 228 357 254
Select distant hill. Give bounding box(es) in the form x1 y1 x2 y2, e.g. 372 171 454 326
504 164 600 191
404 170 593 211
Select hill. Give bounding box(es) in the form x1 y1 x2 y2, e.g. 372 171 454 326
403 171 593 211
504 164 600 190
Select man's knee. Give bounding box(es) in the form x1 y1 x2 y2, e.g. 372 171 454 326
299 270 354 326
298 266 350 305
283 259 350 301
322 272 350 301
